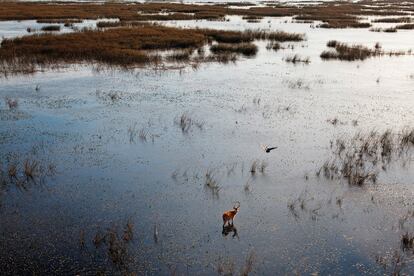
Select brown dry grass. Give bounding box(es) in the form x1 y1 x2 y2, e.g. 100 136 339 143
396 23 414 29
0 24 305 73
321 41 408 61
1 1 413 29
0 25 205 68
318 128 414 186
372 17 412 23
210 43 258 56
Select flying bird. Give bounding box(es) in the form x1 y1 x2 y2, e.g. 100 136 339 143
261 145 278 153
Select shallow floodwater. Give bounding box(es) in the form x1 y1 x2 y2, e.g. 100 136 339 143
1 15 414 275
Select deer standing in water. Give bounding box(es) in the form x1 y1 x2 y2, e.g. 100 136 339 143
222 202 240 227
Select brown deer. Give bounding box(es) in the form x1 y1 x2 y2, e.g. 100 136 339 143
222 202 240 227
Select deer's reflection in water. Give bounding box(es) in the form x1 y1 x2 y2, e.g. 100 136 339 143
222 224 239 239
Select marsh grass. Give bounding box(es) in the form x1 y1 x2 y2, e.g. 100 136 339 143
250 160 267 175
7 164 17 179
0 24 305 74
203 29 304 44
41 25 61 32
91 222 134 271
217 257 235 275
175 112 204 133
122 221 134 242
372 17 412 23
266 42 281 51
396 23 414 30
240 251 256 276
23 159 38 180
0 25 204 71
285 54 310 64
97 21 123 28
127 123 138 143
166 49 194 62
401 233 414 251
384 27 397 33
244 179 252 193
210 43 258 56
318 128 414 186
5 98 18 110
37 19 83 24
285 79 310 90
178 112 192 133
1 1 412 30
321 41 408 61
205 169 220 197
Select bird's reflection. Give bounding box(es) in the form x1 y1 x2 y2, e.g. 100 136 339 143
222 224 239 239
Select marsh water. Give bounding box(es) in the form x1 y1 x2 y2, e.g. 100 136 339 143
1 15 414 275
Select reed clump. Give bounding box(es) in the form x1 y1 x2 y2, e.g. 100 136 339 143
0 25 206 71
0 25 306 74
372 17 411 23
321 42 377 61
321 41 407 61
37 19 83 24
210 43 258 56
41 25 61 31
285 54 310 64
396 23 414 30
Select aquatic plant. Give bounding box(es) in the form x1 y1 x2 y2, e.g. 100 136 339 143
41 25 61 31
210 43 258 57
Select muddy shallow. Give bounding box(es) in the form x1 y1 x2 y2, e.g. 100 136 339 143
1 15 414 275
